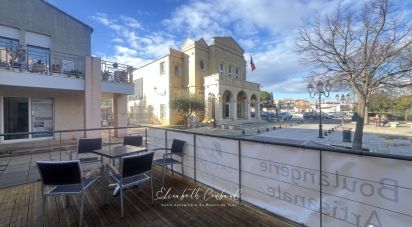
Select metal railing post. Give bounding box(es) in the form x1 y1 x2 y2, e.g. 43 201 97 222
238 139 242 204
319 149 323 227
165 129 168 149
59 132 62 160
145 128 148 148
108 128 111 145
194 133 196 183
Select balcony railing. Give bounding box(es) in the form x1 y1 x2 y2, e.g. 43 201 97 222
101 59 134 84
0 43 85 78
1 126 411 226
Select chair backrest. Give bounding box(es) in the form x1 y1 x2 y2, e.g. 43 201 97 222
121 152 154 178
171 139 185 154
78 138 102 154
37 160 82 186
123 135 143 147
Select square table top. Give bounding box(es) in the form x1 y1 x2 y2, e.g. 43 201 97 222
90 144 148 158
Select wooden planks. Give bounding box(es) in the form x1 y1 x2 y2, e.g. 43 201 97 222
0 186 19 226
0 167 299 227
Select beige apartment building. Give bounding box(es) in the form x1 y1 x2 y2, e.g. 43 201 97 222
129 37 261 126
0 0 133 143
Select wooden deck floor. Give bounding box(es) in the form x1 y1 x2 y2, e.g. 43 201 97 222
0 167 299 227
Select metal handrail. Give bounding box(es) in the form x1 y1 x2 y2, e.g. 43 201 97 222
149 127 412 227
101 59 134 84
0 126 144 137
0 42 85 78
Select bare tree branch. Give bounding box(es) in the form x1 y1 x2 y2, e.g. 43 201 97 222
297 0 412 150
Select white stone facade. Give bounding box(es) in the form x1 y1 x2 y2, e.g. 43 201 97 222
131 36 261 126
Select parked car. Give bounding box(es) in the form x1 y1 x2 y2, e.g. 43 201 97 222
260 112 269 119
332 112 345 118
292 113 303 119
278 112 292 121
323 112 334 119
303 112 317 119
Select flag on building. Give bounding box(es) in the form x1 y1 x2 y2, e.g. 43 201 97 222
250 56 256 71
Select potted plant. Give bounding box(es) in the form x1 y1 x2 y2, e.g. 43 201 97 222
8 46 26 71
51 64 62 74
101 71 111 81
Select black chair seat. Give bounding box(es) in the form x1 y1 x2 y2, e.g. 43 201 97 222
153 158 181 166
113 173 150 186
108 152 154 217
152 139 185 187
49 176 98 194
37 160 99 227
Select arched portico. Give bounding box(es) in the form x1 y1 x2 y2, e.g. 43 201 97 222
221 90 233 119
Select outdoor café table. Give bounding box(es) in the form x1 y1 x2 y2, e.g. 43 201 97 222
90 144 148 204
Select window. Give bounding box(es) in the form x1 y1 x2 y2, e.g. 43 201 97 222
199 60 205 71
235 67 239 79
3 97 29 140
219 63 225 75
0 36 19 51
0 37 19 67
160 104 166 119
3 97 54 140
175 65 181 76
62 59 74 72
160 61 165 74
101 99 113 125
228 66 233 77
224 95 231 118
27 45 49 73
31 98 53 138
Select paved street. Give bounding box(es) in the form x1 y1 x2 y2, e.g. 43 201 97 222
188 118 412 156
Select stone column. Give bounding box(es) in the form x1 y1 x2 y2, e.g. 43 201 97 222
84 56 102 138
247 100 251 120
232 101 237 120
256 101 261 119
113 94 128 137
215 99 222 125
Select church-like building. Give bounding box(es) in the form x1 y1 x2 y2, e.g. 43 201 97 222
129 37 261 126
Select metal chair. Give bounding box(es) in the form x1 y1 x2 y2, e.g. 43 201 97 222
37 160 100 227
152 139 185 186
108 152 154 217
111 135 144 166
123 135 143 147
68 138 103 170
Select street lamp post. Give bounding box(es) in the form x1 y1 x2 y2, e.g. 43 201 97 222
335 93 351 126
208 93 216 128
308 81 332 138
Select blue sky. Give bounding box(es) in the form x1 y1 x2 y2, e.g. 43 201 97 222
46 0 412 100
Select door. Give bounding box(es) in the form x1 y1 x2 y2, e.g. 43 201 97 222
3 97 29 140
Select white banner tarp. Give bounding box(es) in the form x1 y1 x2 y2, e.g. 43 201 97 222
148 129 412 227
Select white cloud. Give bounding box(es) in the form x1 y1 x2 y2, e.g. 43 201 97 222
92 12 179 68
115 45 137 56
112 38 124 44
161 0 364 96
120 16 142 29
92 0 370 97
